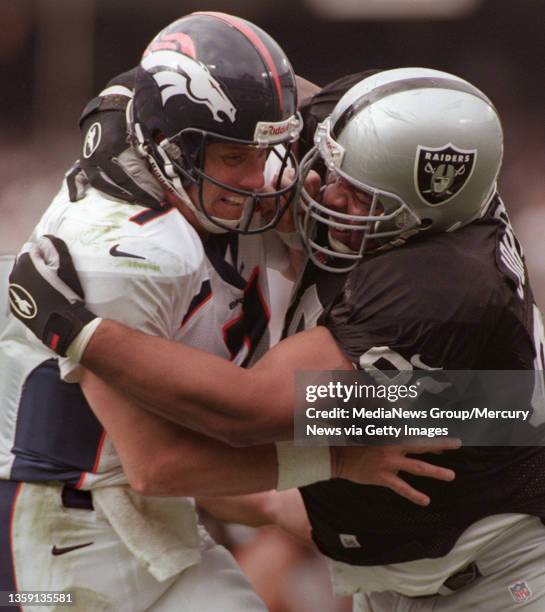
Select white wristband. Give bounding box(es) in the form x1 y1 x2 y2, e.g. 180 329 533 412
275 442 331 490
66 317 103 362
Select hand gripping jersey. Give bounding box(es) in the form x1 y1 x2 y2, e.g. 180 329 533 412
285 197 545 568
0 180 284 489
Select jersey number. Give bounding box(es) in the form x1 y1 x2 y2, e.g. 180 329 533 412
223 267 270 367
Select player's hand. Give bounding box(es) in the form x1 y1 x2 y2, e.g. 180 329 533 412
333 440 460 506
258 167 296 233
8 235 97 357
261 167 321 234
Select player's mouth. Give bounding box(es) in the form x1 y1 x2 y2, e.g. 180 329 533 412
329 226 364 252
216 195 246 219
220 195 245 207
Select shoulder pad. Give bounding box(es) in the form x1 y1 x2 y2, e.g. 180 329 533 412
79 66 137 127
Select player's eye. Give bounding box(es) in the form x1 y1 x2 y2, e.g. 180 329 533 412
221 154 246 166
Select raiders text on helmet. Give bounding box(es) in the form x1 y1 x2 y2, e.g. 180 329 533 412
297 67 503 271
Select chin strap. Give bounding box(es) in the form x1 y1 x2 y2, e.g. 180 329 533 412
327 232 355 255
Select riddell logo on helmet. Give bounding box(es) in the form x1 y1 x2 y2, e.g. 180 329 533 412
265 124 289 136
255 119 295 143
141 50 237 124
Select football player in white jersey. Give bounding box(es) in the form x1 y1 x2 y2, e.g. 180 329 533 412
11 69 545 611
0 14 459 611
0 12 320 611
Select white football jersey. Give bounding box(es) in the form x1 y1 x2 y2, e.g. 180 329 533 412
0 180 285 489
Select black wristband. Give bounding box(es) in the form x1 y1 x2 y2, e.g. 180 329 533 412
45 302 97 357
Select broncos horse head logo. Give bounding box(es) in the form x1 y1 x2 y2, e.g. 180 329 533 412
141 50 237 123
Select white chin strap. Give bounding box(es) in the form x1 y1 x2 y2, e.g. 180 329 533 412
327 230 359 254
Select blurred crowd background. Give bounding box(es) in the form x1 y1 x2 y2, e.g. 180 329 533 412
1 1 543 609
1 0 544 305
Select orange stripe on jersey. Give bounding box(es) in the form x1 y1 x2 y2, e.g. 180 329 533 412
129 205 174 226
92 431 107 474
74 429 106 490
74 472 86 490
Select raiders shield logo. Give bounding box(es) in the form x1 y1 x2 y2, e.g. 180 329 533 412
415 143 476 206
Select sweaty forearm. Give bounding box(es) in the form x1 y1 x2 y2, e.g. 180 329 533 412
137 432 280 497
81 319 276 444
82 322 349 445
81 368 334 498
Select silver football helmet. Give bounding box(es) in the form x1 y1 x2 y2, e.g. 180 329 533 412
297 67 504 272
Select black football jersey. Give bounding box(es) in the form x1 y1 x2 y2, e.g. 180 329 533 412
297 198 545 565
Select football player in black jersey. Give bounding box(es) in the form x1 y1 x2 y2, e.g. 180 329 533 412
290 68 545 611
11 68 545 609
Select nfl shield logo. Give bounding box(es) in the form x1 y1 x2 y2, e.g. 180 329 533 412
508 581 532 603
415 143 477 206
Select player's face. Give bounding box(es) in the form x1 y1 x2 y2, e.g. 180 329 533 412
322 172 383 251
186 143 267 222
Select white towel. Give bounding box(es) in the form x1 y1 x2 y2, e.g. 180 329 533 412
93 487 201 582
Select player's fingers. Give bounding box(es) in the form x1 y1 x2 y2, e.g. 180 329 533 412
271 168 296 191
399 458 456 482
304 169 321 200
383 474 431 507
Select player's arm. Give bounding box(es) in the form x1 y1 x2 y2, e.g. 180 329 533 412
80 367 457 506
197 490 313 545
9 238 459 505
80 367 277 496
8 236 343 444
6 235 447 450
86 319 343 445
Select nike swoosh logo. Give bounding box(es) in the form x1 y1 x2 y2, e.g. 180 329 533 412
109 244 146 260
52 541 94 556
